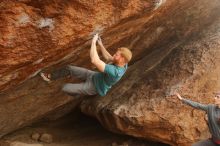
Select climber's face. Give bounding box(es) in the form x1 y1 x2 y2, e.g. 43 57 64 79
113 51 125 64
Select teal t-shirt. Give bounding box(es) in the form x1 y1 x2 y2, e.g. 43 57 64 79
92 64 127 96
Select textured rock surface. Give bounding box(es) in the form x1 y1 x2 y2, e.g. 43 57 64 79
39 133 53 143
0 0 220 145
0 141 43 146
10 142 43 146
0 112 169 146
80 6 220 146
81 29 220 146
0 0 156 137
0 0 154 92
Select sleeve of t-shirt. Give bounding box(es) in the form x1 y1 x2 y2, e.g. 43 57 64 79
104 64 117 77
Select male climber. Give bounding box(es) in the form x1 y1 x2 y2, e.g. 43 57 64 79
40 34 132 96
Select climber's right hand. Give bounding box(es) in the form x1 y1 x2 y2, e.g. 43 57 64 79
97 36 103 46
92 33 99 43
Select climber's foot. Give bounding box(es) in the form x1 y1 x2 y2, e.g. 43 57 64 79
40 72 51 82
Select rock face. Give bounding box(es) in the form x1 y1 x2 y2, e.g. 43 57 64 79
0 0 220 146
80 1 220 146
81 25 220 146
0 0 155 138
0 0 153 92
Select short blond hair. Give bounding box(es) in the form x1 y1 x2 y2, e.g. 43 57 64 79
117 47 132 63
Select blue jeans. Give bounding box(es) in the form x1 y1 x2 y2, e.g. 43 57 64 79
51 65 98 95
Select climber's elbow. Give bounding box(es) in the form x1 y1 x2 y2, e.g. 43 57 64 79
91 58 99 64
91 58 105 72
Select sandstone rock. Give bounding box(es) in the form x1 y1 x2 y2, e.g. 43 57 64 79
0 0 220 146
112 142 119 146
80 0 220 145
31 133 40 141
121 142 129 146
0 0 157 138
80 18 220 146
10 141 43 146
39 133 53 143
0 140 10 146
0 0 153 92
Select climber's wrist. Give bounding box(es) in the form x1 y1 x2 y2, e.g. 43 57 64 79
92 39 97 44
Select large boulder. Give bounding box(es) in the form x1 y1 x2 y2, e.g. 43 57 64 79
0 0 220 145
0 0 154 92
0 0 155 137
80 0 220 146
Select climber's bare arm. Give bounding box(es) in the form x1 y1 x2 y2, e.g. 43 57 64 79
90 34 106 72
97 37 113 62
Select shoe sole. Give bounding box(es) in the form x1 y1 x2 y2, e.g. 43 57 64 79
40 73 51 82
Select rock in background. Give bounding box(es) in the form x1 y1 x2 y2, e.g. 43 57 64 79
0 0 220 146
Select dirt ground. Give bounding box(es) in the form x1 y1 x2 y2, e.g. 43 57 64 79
0 111 169 146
